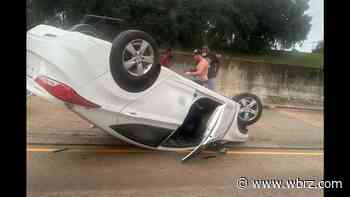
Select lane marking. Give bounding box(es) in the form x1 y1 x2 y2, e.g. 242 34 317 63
27 147 323 156
225 151 323 156
28 148 59 152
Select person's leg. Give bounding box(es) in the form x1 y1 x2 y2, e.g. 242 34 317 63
211 78 216 90
207 78 215 90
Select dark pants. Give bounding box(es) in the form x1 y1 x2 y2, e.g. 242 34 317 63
193 79 208 88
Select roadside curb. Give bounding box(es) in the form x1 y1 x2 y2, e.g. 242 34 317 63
263 104 323 111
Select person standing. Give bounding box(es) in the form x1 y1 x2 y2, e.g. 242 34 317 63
160 48 173 68
201 46 221 91
185 49 209 87
207 53 222 91
201 45 210 58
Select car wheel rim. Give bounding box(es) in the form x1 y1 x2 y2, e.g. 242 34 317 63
122 39 154 77
237 97 259 122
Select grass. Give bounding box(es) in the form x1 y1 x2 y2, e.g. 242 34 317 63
166 48 324 69
225 51 324 69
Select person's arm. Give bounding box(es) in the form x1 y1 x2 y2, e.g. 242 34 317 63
186 62 205 76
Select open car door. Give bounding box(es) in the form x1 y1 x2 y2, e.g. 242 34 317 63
182 102 237 162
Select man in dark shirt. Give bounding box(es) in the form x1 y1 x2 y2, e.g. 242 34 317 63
207 53 222 90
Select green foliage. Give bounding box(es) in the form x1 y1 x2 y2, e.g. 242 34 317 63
228 51 324 68
27 0 312 53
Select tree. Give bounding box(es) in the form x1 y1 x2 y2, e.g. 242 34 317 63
312 40 324 53
28 0 312 53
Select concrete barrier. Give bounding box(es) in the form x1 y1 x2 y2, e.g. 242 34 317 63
169 52 324 107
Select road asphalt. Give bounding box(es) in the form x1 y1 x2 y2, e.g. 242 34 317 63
27 145 324 197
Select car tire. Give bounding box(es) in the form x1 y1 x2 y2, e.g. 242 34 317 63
69 24 103 38
232 93 263 127
109 30 160 92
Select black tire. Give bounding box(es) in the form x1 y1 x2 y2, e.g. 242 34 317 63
109 30 160 92
69 24 103 38
232 93 263 127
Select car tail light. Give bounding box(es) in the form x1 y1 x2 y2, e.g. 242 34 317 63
34 76 100 108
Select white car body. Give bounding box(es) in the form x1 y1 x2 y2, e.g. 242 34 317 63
27 25 248 159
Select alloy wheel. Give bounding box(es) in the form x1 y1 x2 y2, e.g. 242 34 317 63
122 39 154 77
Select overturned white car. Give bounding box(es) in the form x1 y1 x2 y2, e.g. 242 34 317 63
27 24 262 161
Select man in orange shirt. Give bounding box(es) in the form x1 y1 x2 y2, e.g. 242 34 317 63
185 49 209 87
